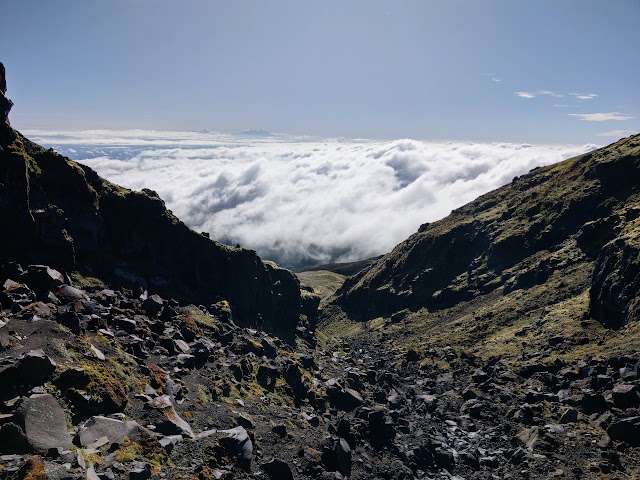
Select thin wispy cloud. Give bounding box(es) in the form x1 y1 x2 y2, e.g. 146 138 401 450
537 90 564 98
481 73 501 83
569 93 598 101
568 112 634 122
515 92 536 99
28 130 599 270
597 130 637 137
553 104 569 108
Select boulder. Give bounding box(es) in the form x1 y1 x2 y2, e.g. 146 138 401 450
260 459 294 480
20 265 65 296
14 349 57 388
147 395 194 438
0 422 31 453
611 384 639 409
142 295 164 317
54 284 88 302
76 416 139 447
19 394 72 452
219 426 253 470
327 386 365 411
334 437 352 478
607 416 640 446
559 407 578 424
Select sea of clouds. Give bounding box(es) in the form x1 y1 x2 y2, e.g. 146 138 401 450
25 129 598 271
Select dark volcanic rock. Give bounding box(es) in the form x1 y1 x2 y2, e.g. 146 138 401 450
219 426 253 470
589 238 640 328
0 349 57 391
0 63 13 125
146 395 194 438
0 422 31 453
607 416 640 446
261 459 295 480
76 415 139 447
19 393 72 453
611 384 639 409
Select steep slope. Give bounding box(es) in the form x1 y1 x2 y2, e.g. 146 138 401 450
332 133 640 331
314 135 640 478
0 64 313 335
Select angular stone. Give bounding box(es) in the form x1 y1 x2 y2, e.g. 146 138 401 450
90 345 106 361
327 386 365 411
193 337 215 367
559 407 578 424
174 339 190 354
612 384 638 409
334 437 352 478
56 367 91 390
147 395 194 438
0 422 31 453
581 392 608 414
260 459 294 480
607 416 640 446
159 434 183 454
129 462 152 480
77 416 139 447
21 265 65 296
17 349 57 387
54 285 88 302
219 426 253 470
472 368 489 383
142 295 164 317
20 394 72 452
56 311 82 334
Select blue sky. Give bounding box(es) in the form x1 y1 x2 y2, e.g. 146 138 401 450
2 0 639 143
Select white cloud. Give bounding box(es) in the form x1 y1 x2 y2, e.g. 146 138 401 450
515 92 536 99
597 129 637 138
30 130 598 270
537 90 564 98
553 104 569 108
569 93 598 101
568 112 634 122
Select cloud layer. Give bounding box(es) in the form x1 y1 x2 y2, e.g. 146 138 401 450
28 130 598 271
568 112 635 122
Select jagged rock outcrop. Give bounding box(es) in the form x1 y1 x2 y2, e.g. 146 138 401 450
332 134 640 325
0 63 13 126
589 227 640 328
0 63 312 334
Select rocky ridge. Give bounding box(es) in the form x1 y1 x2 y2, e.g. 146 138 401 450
0 64 317 336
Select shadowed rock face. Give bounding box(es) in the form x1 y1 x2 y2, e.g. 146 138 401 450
0 63 13 126
0 63 309 335
332 133 640 327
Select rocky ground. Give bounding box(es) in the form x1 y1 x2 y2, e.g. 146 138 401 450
0 262 639 480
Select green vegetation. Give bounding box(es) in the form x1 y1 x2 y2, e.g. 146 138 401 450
297 270 347 302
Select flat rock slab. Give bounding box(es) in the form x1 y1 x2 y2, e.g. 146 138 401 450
20 393 72 452
77 415 139 447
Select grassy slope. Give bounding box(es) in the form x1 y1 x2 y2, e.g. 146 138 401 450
296 270 346 304
319 134 640 366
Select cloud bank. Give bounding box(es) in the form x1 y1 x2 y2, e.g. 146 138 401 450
28 130 598 271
